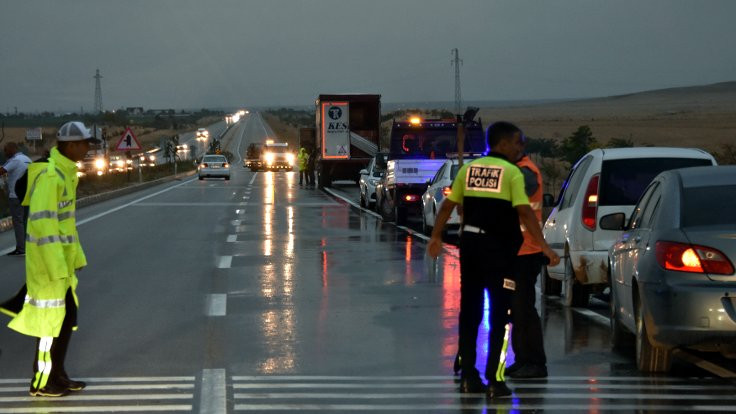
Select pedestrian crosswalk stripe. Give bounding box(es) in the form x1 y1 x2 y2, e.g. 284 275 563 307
233 392 736 400
0 377 195 384
231 375 709 382
233 403 736 411
0 394 191 402
232 382 735 390
0 405 192 413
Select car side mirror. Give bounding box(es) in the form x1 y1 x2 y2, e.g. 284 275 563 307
542 193 556 207
426 179 432 186
600 213 627 231
359 169 368 175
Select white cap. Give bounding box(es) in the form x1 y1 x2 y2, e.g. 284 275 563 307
57 121 102 143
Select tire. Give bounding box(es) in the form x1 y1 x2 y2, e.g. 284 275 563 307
635 295 672 372
198 176 204 181
359 192 367 208
422 212 433 236
542 265 561 296
225 176 230 181
395 205 408 226
561 257 590 307
610 277 632 349
379 196 394 222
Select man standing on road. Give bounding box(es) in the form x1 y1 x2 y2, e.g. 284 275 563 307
305 146 317 187
505 141 549 379
6 121 99 397
297 147 308 185
428 121 559 399
0 142 32 256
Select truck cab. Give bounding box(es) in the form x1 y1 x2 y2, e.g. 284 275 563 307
377 117 485 225
261 140 295 171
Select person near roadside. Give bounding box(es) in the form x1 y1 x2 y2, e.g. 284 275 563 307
6 121 100 397
305 146 317 187
0 142 32 256
505 140 549 379
297 147 308 185
428 121 559 399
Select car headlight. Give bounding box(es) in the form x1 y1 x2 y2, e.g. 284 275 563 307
286 153 295 164
369 179 380 186
76 161 83 169
264 152 275 164
149 155 156 161
94 158 105 169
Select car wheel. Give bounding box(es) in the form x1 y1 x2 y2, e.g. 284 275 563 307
610 274 632 349
198 176 204 181
359 192 367 208
380 196 394 222
561 257 589 307
541 265 561 296
395 205 407 226
635 294 672 372
422 212 433 236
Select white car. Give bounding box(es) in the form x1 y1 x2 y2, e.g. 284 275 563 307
198 154 230 180
543 147 717 306
359 152 388 208
420 157 473 235
196 128 209 139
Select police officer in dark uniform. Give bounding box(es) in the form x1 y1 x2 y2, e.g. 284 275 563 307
428 121 559 399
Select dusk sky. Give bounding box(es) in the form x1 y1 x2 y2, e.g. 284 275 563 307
2 0 735 112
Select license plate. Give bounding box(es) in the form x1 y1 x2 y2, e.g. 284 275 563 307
211 165 220 169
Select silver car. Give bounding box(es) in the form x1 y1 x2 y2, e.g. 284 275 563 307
359 152 388 208
605 165 736 372
198 154 230 180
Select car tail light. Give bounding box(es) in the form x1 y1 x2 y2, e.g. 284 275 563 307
655 241 735 275
442 186 452 197
404 194 419 202
581 174 600 231
223 163 229 168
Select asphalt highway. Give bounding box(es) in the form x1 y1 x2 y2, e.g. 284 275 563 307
1 113 736 413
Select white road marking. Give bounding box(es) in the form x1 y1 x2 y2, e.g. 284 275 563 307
217 256 232 269
249 173 258 186
206 294 227 316
572 308 611 326
674 349 736 378
323 187 382 219
0 406 192 413
396 225 429 241
0 394 192 402
0 384 193 392
133 202 248 207
232 382 735 390
233 391 736 400
200 369 227 414
233 403 736 411
227 235 237 242
0 376 194 384
231 220 243 226
231 375 702 382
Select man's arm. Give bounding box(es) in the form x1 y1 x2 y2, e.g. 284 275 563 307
517 204 560 266
427 199 457 258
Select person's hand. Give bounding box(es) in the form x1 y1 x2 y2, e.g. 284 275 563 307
542 245 560 267
427 236 443 258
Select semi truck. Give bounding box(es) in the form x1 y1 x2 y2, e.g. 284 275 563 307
315 94 381 188
377 114 486 225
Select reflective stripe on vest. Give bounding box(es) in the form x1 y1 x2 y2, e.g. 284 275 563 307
517 156 544 255
26 234 76 245
25 295 65 309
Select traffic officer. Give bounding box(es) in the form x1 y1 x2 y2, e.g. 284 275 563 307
506 142 549 379
428 121 559 399
6 121 100 397
297 147 308 185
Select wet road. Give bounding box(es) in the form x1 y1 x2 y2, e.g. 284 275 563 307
1 114 736 412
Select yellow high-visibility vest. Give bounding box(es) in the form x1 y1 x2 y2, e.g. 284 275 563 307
8 147 86 338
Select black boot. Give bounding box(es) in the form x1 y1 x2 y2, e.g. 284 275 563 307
486 381 512 399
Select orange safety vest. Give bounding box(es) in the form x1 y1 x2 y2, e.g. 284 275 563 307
517 155 544 256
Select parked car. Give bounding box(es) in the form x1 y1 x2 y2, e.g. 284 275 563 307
198 154 230 180
359 152 388 208
420 156 478 235
604 166 736 372
543 147 717 306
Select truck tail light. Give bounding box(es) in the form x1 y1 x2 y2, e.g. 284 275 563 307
581 174 600 231
655 241 734 275
404 194 419 202
442 186 452 197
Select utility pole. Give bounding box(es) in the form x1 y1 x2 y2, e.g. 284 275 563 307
451 48 463 115
94 68 103 114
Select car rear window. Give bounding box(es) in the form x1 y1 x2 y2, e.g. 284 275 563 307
450 165 461 180
682 185 736 227
203 156 226 163
599 157 712 206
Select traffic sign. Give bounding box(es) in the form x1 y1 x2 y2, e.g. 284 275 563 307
116 128 142 151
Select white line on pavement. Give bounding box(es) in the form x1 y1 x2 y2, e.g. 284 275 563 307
0 406 192 413
0 394 192 402
217 256 232 269
133 202 248 207
227 235 237 243
233 403 736 412
232 392 736 400
674 349 736 378
206 294 227 317
232 382 735 390
0 376 194 384
249 172 258 186
230 375 702 382
322 187 382 219
200 369 227 414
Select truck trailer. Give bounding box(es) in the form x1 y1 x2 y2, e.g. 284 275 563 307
315 94 381 188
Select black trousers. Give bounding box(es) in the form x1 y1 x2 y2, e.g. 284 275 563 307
459 234 515 384
306 168 315 186
511 253 547 365
299 170 306 184
31 289 76 389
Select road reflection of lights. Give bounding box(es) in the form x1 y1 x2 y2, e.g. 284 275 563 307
441 253 461 370
287 206 295 255
264 171 274 204
259 309 296 373
404 236 414 285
